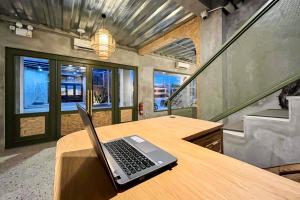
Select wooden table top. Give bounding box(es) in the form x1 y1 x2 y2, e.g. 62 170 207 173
54 115 300 200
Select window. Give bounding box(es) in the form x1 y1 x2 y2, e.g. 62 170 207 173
153 70 196 111
15 56 50 114
92 68 112 109
119 69 134 107
61 64 86 111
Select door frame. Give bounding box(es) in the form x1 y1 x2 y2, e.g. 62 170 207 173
56 60 92 138
5 48 57 148
5 47 138 148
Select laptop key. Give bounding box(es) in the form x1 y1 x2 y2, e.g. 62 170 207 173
104 139 155 176
126 171 131 175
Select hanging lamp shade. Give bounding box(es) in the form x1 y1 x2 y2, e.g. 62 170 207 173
91 28 116 60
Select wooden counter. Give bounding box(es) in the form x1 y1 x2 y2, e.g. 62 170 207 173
54 116 300 200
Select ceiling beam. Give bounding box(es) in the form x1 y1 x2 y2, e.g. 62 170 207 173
138 16 201 65
172 0 208 16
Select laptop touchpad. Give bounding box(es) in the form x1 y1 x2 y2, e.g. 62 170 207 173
135 143 157 153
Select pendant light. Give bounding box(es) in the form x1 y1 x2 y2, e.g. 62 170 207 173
91 14 116 60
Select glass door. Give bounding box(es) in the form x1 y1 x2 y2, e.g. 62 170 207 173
58 62 88 136
57 63 115 136
5 55 56 148
89 67 114 127
5 48 138 148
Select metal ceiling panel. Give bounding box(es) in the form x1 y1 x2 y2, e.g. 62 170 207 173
154 38 196 63
0 0 197 62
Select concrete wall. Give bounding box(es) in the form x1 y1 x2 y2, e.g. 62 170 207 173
225 97 300 168
197 0 290 123
223 0 268 41
224 91 281 124
197 10 224 119
222 0 300 125
221 0 270 123
0 21 195 150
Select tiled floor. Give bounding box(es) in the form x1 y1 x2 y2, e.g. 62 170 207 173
0 142 56 200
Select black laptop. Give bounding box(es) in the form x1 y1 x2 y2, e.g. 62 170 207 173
77 104 177 190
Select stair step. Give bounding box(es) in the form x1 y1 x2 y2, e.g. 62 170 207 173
223 120 244 133
247 109 289 119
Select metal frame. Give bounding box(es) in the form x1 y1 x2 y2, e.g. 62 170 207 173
167 0 280 117
5 49 57 148
5 47 138 148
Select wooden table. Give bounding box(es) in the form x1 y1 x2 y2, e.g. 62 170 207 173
54 116 300 200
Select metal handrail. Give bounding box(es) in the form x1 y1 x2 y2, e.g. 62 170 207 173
167 0 279 115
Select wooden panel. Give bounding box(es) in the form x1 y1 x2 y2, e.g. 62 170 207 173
20 116 45 136
120 109 132 123
92 110 112 128
54 116 300 200
138 17 201 65
61 113 84 136
190 130 223 153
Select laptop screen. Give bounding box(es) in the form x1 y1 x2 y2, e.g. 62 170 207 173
76 104 118 189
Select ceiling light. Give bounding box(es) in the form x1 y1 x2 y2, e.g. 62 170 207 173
91 14 116 60
27 25 33 31
16 22 22 28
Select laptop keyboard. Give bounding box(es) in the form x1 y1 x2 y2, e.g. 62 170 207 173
104 139 155 176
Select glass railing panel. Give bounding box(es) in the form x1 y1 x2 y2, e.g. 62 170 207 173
225 0 300 112
196 55 223 120
170 79 197 118
170 0 300 121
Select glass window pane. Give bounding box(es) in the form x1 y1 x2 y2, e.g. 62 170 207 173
61 64 86 111
171 79 197 110
15 56 50 114
119 69 134 107
92 68 112 109
154 71 196 111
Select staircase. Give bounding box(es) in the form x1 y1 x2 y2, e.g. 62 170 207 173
223 97 300 168
164 0 300 171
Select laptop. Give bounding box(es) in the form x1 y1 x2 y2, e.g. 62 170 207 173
77 104 177 190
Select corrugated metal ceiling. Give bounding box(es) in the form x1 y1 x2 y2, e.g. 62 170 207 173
154 38 196 63
0 0 196 62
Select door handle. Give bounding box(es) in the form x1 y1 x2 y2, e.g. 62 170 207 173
90 90 93 116
87 90 90 114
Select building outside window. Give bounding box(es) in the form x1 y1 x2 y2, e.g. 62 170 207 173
153 70 196 111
